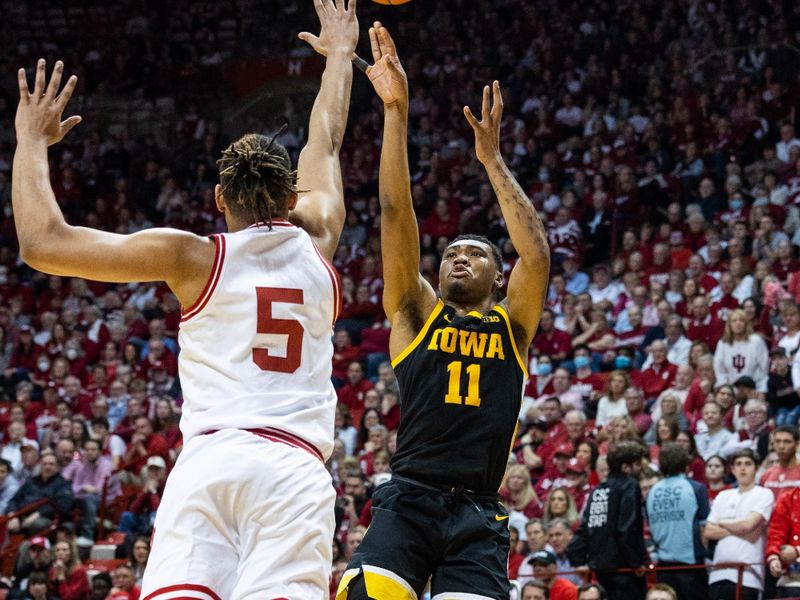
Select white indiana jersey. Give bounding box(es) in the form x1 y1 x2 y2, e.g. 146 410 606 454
178 219 341 459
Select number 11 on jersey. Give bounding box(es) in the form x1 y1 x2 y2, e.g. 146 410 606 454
444 361 482 407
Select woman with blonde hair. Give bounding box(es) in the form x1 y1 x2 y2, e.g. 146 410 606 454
500 463 542 519
48 539 90 599
713 308 769 391
543 486 580 530
595 370 630 428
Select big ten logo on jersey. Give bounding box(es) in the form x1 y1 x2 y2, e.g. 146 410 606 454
426 327 505 360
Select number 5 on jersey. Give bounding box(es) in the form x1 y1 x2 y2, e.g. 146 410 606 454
253 287 304 374
444 361 482 407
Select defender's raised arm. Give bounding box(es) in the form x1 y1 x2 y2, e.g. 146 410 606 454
293 0 359 260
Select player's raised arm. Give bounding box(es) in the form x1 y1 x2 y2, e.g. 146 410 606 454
366 24 436 325
464 81 550 350
292 0 359 261
12 60 211 302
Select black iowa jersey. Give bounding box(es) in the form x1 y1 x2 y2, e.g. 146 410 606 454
390 299 526 494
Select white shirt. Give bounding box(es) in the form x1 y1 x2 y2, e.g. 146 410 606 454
695 428 734 460
713 334 769 392
178 221 340 458
707 485 774 590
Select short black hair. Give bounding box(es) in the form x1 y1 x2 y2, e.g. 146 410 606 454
774 425 799 442
447 234 503 272
658 442 690 477
27 571 48 586
0 458 11 472
607 441 647 475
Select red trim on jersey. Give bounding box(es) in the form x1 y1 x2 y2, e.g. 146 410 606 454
181 234 226 322
142 583 222 600
246 219 296 229
312 242 342 326
202 427 324 462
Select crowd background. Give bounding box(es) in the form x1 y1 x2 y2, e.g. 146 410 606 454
1 0 800 598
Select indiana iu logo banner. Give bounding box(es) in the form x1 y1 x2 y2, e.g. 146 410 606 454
732 354 746 373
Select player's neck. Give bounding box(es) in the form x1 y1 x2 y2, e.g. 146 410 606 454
445 297 496 317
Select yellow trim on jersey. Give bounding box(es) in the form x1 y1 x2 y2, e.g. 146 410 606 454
336 569 361 600
467 310 483 318
391 299 445 368
363 566 418 600
492 305 528 376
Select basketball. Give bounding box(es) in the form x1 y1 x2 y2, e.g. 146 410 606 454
371 0 411 5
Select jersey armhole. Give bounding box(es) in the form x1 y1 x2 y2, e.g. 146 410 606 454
493 305 528 376
390 299 444 369
180 234 226 323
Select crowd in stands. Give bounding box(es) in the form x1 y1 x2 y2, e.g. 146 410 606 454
1 0 800 598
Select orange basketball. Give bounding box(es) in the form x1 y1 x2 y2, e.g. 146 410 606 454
371 0 411 4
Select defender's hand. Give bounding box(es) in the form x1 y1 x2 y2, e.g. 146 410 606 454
298 0 359 57
464 80 503 166
366 23 408 109
16 59 81 146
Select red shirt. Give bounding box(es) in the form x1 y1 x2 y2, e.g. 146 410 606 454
687 314 724 347
710 294 740 322
550 577 578 600
533 328 573 359
633 361 677 399
760 463 800 500
337 379 375 426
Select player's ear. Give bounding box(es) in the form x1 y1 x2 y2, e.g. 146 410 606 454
494 270 503 289
214 184 226 214
286 191 299 211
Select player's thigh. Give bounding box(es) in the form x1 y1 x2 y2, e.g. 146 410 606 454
338 482 445 599
232 436 336 599
141 436 241 599
430 500 510 600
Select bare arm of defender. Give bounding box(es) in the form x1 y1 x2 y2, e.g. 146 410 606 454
365 24 437 352
464 81 550 351
12 60 213 308
292 0 359 261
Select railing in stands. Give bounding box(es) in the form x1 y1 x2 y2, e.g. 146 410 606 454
539 561 768 600
0 498 61 576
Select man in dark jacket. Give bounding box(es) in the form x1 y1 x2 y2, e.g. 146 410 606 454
567 441 649 600
6 453 74 534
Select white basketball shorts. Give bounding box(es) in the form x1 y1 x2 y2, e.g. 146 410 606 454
140 428 335 600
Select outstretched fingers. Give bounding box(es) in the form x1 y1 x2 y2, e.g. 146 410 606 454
491 80 503 122
17 68 30 104
346 0 357 14
376 25 396 56
44 61 64 102
55 75 78 110
481 85 491 123
312 0 328 18
33 58 46 98
369 26 381 63
463 105 480 130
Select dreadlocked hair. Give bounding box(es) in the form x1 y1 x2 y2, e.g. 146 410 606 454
216 127 296 229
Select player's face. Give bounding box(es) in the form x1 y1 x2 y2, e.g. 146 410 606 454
439 243 499 304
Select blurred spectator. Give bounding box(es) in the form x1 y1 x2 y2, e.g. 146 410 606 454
108 563 141 600
720 399 771 460
6 454 73 535
567 441 649 600
646 443 709 600
705 448 774 600
527 549 578 600
695 402 733 460
118 455 166 540
47 540 89 600
766 485 800 595
713 310 769 392
576 583 607 600
759 425 800 500
70 437 121 541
